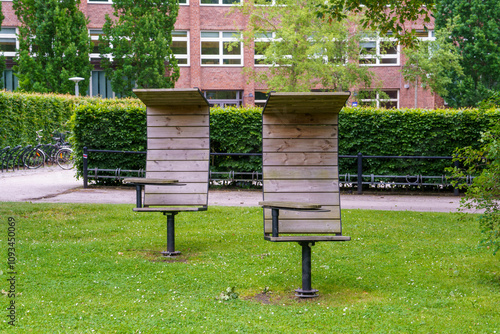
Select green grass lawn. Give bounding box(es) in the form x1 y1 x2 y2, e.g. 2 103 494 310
0 202 498 333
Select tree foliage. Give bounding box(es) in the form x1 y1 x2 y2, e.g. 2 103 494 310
0 2 5 89
434 0 500 108
237 0 374 92
318 0 434 46
449 116 500 255
12 0 92 94
100 0 180 98
401 23 463 107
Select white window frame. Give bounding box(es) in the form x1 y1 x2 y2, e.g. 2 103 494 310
88 0 113 4
359 32 400 66
89 29 105 59
200 0 241 5
172 30 190 66
360 90 399 108
415 29 435 41
200 31 243 66
0 27 18 58
203 90 243 107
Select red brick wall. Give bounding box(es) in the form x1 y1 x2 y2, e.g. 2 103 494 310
1 2 441 108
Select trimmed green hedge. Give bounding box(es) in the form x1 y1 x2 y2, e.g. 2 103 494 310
0 91 78 147
339 107 500 176
70 101 500 181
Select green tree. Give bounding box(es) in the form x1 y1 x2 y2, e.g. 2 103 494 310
318 0 434 46
434 0 500 108
401 24 463 108
100 0 179 98
13 0 92 94
238 0 374 92
0 1 5 89
449 114 500 255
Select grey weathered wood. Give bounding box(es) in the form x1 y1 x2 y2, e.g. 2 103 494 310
131 89 210 209
123 177 179 185
262 125 338 139
262 92 349 240
259 201 322 209
262 153 338 166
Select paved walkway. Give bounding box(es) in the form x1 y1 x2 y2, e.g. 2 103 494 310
0 167 473 213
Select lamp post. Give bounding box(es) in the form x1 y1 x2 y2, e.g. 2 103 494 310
68 77 84 96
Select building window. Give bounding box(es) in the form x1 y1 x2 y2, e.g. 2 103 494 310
172 31 189 66
88 0 113 3
0 27 17 58
254 32 273 66
254 90 269 107
89 29 107 58
203 90 243 107
359 90 399 108
415 29 435 41
200 0 241 5
3 70 18 92
360 32 399 66
90 71 114 98
201 31 242 66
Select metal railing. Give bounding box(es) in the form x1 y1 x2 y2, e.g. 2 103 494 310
81 147 468 195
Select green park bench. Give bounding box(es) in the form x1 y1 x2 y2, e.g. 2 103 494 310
124 88 210 256
259 92 351 297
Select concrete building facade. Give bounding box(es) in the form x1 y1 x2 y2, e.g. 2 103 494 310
0 0 444 108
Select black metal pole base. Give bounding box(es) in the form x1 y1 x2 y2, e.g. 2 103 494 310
161 212 181 257
296 241 319 298
295 288 319 298
161 250 181 257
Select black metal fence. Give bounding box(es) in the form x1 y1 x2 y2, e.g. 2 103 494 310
82 148 470 195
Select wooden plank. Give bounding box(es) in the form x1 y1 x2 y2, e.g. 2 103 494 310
148 126 209 138
266 235 350 242
147 105 209 115
263 153 337 166
147 150 209 161
263 192 339 206
134 89 209 107
147 138 209 150
263 139 337 153
148 115 209 127
264 219 341 234
263 166 338 180
259 201 322 209
263 92 350 115
134 207 205 212
146 160 209 172
263 113 337 125
144 193 207 206
146 171 209 182
123 178 178 184
262 125 337 139
264 205 340 219
264 179 338 193
145 183 208 194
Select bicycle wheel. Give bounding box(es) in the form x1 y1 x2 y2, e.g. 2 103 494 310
24 148 45 169
56 148 74 169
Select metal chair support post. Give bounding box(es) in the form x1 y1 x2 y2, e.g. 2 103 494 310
162 212 181 257
295 242 319 298
357 152 363 194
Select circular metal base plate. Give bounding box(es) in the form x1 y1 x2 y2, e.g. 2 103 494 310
161 251 181 257
295 289 319 298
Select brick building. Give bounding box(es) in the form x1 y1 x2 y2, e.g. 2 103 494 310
0 0 444 108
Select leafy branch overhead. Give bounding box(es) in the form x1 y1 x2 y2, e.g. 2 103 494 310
318 0 434 46
100 0 180 98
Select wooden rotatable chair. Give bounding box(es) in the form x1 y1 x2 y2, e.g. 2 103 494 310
259 92 351 297
124 88 210 256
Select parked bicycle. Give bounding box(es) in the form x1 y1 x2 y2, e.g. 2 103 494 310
23 130 75 169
